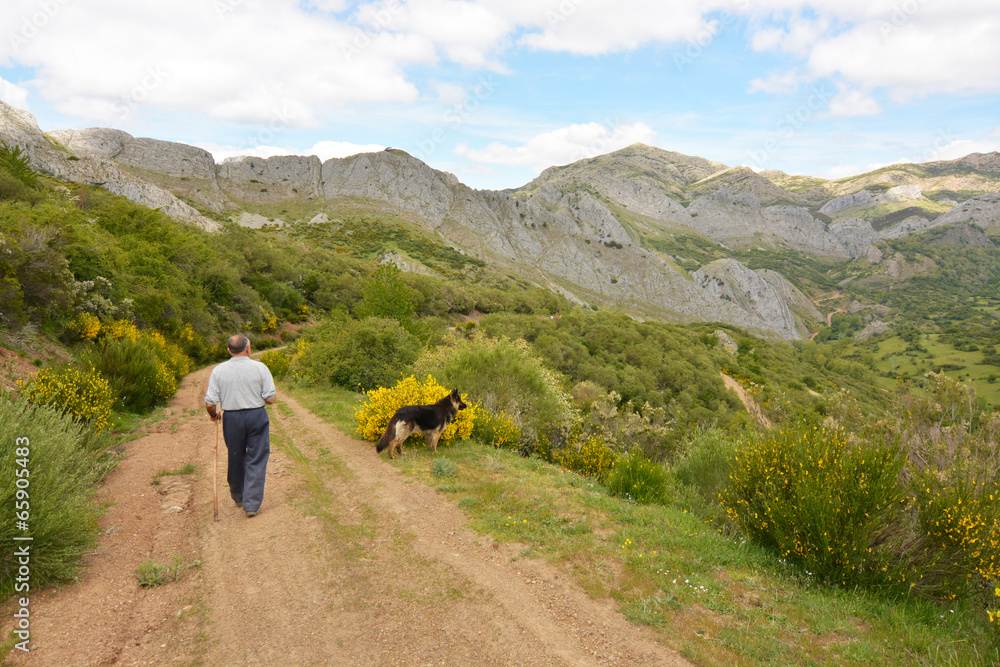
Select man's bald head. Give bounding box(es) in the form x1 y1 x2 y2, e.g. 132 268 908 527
228 335 250 355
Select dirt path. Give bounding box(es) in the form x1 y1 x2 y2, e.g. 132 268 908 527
720 373 772 429
3 367 690 666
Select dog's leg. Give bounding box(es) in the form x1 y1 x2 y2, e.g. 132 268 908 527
427 431 441 453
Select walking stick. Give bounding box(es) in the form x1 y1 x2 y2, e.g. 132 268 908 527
213 415 219 522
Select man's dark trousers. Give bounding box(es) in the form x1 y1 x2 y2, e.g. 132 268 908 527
222 406 270 513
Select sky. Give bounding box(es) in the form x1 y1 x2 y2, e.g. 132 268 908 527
2 0 999 190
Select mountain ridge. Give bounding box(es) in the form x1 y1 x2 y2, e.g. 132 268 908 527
2 100 998 341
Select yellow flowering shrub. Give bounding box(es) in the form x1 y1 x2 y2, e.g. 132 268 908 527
178 323 195 342
552 433 619 482
18 365 114 431
259 349 290 379
261 311 278 332
69 312 102 341
355 375 476 447
289 338 309 382
719 425 905 584
912 476 1000 598
143 331 190 380
472 409 521 450
152 361 178 402
101 319 140 342
82 328 190 413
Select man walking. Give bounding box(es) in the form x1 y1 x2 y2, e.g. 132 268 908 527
205 334 276 518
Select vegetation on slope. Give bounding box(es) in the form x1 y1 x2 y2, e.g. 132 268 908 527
2 142 998 662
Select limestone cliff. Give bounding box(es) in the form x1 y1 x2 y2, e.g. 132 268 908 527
0 101 219 230
5 100 1000 341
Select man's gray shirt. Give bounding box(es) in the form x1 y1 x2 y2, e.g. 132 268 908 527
205 357 276 411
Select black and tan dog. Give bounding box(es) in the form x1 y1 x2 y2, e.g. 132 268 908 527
376 389 467 459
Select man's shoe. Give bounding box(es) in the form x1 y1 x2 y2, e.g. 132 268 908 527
245 510 258 518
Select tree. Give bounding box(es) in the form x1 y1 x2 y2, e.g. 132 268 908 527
355 264 415 328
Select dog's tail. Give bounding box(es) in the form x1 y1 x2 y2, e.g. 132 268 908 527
376 416 399 454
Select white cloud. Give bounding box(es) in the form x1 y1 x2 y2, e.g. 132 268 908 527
196 139 386 164
748 70 804 95
517 0 709 55
431 80 469 106
303 0 350 12
817 133 1000 180
377 0 512 68
923 138 1000 162
454 121 658 172
0 77 30 110
745 2 1000 101
2 0 426 127
306 140 387 160
750 15 830 58
818 164 863 180
824 88 881 118
2 0 998 161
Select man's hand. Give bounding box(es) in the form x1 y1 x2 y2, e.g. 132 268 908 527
206 404 222 422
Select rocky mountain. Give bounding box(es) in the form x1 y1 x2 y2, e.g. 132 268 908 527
2 100 999 341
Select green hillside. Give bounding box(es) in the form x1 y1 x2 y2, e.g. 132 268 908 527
2 145 998 663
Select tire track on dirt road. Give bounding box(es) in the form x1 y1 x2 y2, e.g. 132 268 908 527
2 367 689 666
269 391 690 666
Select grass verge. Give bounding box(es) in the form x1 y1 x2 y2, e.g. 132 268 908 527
294 384 999 666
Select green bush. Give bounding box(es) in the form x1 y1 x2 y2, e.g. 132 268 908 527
415 332 570 437
547 428 618 482
605 449 671 505
672 428 739 526
910 471 1000 598
875 375 1000 598
0 395 114 597
719 425 905 584
0 143 38 187
0 170 41 204
83 337 176 413
355 264 416 328
299 315 420 391
580 391 673 460
472 408 522 450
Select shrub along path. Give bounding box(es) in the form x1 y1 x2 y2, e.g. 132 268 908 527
2 365 688 665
